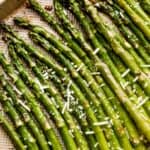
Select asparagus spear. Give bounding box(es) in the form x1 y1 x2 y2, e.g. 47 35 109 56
122 0 150 22
47 67 119 150
19 26 135 149
92 0 150 53
5 35 110 150
14 44 96 150
8 43 85 150
53 0 149 117
14 18 147 114
4 23 150 144
109 51 150 115
3 28 110 149
94 1 150 64
94 2 150 114
4 26 113 149
112 2 150 52
49 63 146 149
27 0 93 71
0 111 25 150
79 0 150 96
27 29 150 142
54 0 96 61
26 32 148 148
31 31 135 148
61 0 150 105
13 10 150 100
20 34 150 143
7 46 78 150
94 25 150 116
0 76 50 150
14 41 122 149
50 73 101 150
139 0 150 14
4 22 149 144
83 1 150 69
113 0 150 39
13 44 100 150
0 0 148 146
0 91 39 150
0 54 63 150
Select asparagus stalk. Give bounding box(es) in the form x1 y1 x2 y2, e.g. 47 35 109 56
92 1 150 53
0 54 63 150
109 51 150 115
14 18 146 113
30 31 135 148
111 2 150 52
13 11 150 99
0 91 39 150
15 42 122 149
7 46 77 150
139 0 150 14
35 57 120 150
5 23 113 149
62 0 150 106
5 35 110 150
48 67 119 150
95 33 149 146
27 25 148 142
53 0 149 117
95 79 147 149
21 34 150 143
8 43 86 150
4 22 150 144
113 0 150 39
52 75 101 150
0 111 25 150
80 0 150 96
0 0 149 148
27 32 148 148
27 0 93 71
123 0 150 22
27 26 136 149
45 65 147 149
54 0 96 61
13 45 100 150
0 76 50 150
90 33 149 146
95 26 150 116
58 0 150 113
94 1 150 64
14 44 96 150
5 20 150 143
4 29 110 149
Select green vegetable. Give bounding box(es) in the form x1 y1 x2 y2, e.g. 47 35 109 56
0 91 39 150
0 76 50 150
94 1 150 64
0 53 63 150
0 111 25 150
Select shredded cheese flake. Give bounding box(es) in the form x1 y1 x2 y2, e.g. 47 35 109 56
85 131 95 135
93 48 100 55
18 99 31 112
62 81 72 114
76 64 84 72
136 97 149 109
140 64 150 68
121 69 130 78
91 72 101 75
93 121 110 126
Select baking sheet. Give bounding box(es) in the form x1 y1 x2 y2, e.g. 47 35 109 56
0 0 54 149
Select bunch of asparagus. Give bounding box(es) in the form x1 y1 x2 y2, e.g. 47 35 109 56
0 0 149 149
